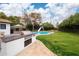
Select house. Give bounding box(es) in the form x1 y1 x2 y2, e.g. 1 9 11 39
11 24 25 34
0 19 36 56
0 19 11 35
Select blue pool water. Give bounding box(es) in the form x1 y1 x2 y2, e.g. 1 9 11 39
33 31 49 35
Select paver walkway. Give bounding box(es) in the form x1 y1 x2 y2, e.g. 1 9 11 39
16 40 56 56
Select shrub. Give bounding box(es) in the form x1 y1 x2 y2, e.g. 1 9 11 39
26 23 33 31
34 22 40 30
42 22 54 30
58 13 79 32
26 22 40 31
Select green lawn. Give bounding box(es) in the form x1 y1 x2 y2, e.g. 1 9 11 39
36 31 79 56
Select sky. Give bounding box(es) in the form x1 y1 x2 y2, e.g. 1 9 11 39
0 3 79 26
31 3 47 9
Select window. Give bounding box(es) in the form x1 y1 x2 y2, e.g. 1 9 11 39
0 24 6 29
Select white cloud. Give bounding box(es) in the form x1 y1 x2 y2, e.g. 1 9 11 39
0 3 79 27
0 3 31 16
43 3 79 27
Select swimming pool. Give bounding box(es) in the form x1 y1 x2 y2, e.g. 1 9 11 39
33 31 49 35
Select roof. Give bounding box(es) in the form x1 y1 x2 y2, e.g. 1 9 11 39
14 24 23 27
0 19 12 23
11 24 25 28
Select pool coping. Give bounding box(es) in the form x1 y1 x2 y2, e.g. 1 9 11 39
35 32 54 36
32 32 54 39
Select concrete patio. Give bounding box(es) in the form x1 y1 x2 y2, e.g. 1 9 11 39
16 40 56 56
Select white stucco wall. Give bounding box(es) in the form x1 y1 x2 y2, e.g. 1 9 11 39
0 38 24 56
0 42 7 56
0 23 10 35
6 38 24 56
0 34 34 56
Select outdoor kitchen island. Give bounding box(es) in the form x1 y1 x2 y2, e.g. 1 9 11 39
0 33 34 56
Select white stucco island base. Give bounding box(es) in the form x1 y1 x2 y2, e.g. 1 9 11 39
0 35 36 56
0 38 24 56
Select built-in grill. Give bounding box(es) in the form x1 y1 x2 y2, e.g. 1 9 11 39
24 35 32 47
24 38 32 47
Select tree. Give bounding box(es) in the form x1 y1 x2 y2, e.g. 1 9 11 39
22 7 42 30
58 13 79 32
21 8 32 30
0 12 7 19
0 12 20 25
42 22 54 30
23 13 31 25
8 16 20 25
29 12 41 30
